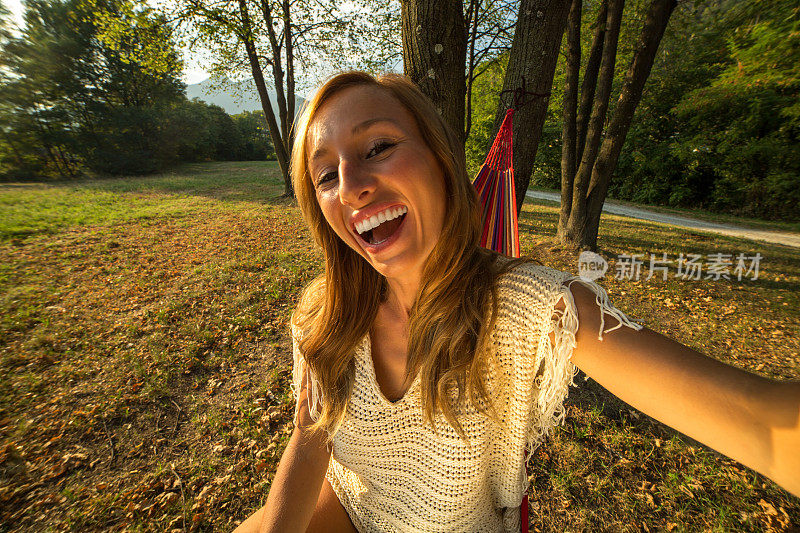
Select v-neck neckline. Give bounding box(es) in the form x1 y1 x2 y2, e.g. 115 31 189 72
363 331 420 407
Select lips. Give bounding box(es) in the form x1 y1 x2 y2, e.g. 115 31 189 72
353 211 408 253
350 202 407 233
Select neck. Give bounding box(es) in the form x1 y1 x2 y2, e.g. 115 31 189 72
383 274 420 321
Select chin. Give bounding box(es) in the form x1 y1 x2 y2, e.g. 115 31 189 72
369 257 411 277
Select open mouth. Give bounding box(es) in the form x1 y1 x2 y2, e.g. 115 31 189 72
358 212 407 246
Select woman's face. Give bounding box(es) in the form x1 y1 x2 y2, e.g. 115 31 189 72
306 84 447 284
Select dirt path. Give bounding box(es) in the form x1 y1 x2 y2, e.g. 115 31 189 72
526 190 800 249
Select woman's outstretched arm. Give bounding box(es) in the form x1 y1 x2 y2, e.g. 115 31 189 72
555 280 800 498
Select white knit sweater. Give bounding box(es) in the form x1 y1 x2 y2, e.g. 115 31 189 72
291 262 643 532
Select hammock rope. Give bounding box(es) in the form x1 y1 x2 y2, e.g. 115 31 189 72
472 76 550 258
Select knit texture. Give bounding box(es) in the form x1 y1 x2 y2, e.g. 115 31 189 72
290 262 644 532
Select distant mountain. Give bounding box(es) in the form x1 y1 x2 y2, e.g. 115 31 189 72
185 78 306 122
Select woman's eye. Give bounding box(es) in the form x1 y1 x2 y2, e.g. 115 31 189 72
366 141 395 159
317 171 337 186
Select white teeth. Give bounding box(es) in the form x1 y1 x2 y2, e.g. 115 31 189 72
356 206 407 235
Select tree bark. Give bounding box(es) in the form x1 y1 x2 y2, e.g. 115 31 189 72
283 0 296 152
237 0 291 195
558 0 581 238
562 0 623 247
464 0 480 140
557 0 676 251
401 0 467 142
493 0 571 216
259 0 289 154
575 0 607 164
582 0 678 248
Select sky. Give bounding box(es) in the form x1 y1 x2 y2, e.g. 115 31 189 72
3 0 211 84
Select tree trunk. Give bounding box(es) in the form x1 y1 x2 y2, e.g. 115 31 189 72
259 0 289 154
557 0 676 251
464 0 480 140
283 0 296 152
1 128 25 168
583 0 677 248
493 0 571 216
558 0 581 239
237 0 291 196
575 0 607 164
562 0 623 248
401 0 467 142
34 115 67 177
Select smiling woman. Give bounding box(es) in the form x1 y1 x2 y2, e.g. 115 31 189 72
233 71 800 533
306 83 449 294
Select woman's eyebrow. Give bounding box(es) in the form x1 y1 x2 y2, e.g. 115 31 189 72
351 117 399 135
310 118 400 163
310 146 328 164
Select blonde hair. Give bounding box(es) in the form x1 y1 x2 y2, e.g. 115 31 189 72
290 71 536 442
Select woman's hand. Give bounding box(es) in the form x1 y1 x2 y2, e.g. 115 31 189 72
233 369 333 532
554 280 800 498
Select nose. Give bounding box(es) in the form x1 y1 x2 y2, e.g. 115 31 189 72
337 158 376 207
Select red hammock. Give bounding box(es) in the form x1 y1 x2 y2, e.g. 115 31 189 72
472 108 521 259
471 108 529 532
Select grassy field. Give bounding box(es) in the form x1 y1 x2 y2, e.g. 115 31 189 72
1 161 798 532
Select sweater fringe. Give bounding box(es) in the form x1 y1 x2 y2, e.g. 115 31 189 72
524 275 644 465
290 323 324 426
